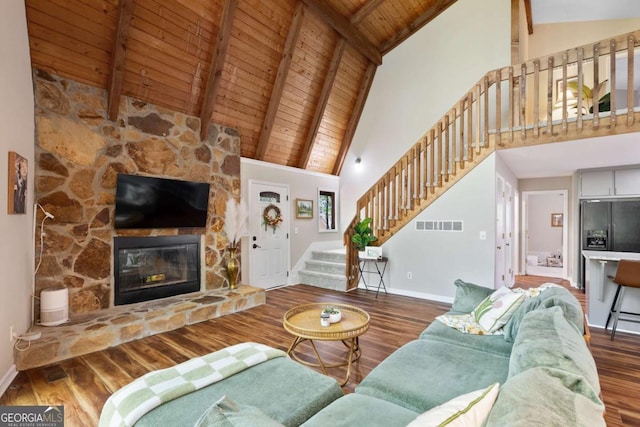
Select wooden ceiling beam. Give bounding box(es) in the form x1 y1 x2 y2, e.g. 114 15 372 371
107 0 134 121
298 38 346 169
255 2 305 160
524 0 533 35
301 0 382 65
380 0 457 55
200 0 238 141
333 62 377 176
350 0 385 24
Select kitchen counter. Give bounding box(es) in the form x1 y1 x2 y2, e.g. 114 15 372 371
583 250 640 335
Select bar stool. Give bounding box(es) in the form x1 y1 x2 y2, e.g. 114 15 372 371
606 259 640 340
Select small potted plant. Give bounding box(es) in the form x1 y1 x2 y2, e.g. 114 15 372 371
351 217 378 258
323 306 342 323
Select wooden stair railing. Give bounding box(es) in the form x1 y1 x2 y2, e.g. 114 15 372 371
344 29 640 291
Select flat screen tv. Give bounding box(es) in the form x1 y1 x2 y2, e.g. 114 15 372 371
114 174 210 229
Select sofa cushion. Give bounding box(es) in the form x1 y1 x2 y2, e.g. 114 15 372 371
451 279 495 313
195 395 284 427
420 318 513 357
135 357 343 427
301 393 418 427
356 339 509 413
473 287 525 333
503 286 584 342
407 382 499 427
509 306 600 394
485 367 605 426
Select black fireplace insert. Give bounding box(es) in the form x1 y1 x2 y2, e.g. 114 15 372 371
114 235 201 305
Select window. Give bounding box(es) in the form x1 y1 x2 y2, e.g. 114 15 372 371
318 189 337 232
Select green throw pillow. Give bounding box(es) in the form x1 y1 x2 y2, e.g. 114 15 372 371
195 396 284 427
451 279 495 313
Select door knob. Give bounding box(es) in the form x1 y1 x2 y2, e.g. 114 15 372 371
253 243 261 249
496 246 502 250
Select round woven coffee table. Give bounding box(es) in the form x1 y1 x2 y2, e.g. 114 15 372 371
283 303 370 386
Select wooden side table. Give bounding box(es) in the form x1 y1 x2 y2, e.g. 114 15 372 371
283 303 370 386
358 256 388 297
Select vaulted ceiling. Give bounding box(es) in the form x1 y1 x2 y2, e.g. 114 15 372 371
24 0 457 175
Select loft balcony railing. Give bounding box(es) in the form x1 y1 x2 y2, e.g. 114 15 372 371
344 29 640 290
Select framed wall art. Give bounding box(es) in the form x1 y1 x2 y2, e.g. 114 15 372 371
551 213 563 227
8 151 28 214
296 199 313 219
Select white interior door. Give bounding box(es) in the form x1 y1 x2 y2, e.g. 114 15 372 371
495 176 506 287
249 181 289 289
504 181 514 286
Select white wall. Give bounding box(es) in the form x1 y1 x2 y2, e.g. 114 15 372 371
340 0 512 229
526 19 640 60
381 155 499 302
240 159 341 283
0 0 35 393
527 193 563 254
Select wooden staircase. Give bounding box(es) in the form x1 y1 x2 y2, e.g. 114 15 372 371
344 29 640 290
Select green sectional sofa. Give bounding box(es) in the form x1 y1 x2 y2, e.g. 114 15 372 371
99 282 605 426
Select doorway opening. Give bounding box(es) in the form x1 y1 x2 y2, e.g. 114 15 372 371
522 190 568 279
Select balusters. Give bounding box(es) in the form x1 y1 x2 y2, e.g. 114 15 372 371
546 56 553 134
509 66 514 142
628 35 635 126
444 115 450 182
459 97 465 168
532 60 539 138
610 39 617 127
593 42 600 128
576 48 583 131
518 63 526 142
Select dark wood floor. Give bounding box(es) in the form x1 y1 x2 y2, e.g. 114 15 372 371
1 277 639 426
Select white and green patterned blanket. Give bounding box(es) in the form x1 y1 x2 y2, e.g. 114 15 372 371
99 342 287 427
436 283 560 335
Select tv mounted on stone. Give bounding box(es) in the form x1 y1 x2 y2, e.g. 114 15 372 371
114 174 210 229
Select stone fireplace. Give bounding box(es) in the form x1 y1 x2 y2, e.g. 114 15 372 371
114 235 201 305
33 69 241 317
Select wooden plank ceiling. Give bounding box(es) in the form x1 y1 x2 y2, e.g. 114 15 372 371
25 0 456 175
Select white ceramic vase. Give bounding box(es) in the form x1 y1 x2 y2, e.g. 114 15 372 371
329 311 341 323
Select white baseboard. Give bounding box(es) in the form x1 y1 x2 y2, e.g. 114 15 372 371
358 284 454 305
0 364 18 397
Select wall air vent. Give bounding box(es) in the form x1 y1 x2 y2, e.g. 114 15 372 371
415 220 463 232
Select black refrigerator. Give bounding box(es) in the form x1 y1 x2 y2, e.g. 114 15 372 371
579 199 640 287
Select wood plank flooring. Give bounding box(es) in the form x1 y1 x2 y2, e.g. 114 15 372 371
1 277 639 426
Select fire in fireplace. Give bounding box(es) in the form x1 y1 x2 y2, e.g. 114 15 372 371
113 235 201 305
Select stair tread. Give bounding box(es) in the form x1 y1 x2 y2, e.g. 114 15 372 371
305 259 345 266
299 270 346 279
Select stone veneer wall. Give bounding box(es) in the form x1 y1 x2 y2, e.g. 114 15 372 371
33 69 240 316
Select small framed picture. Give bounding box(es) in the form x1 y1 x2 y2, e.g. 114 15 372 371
8 151 28 214
364 246 382 259
551 213 563 227
296 199 313 219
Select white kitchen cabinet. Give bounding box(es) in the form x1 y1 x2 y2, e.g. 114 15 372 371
580 170 613 198
614 168 640 196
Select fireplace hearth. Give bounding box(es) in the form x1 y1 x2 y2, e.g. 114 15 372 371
114 235 201 305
